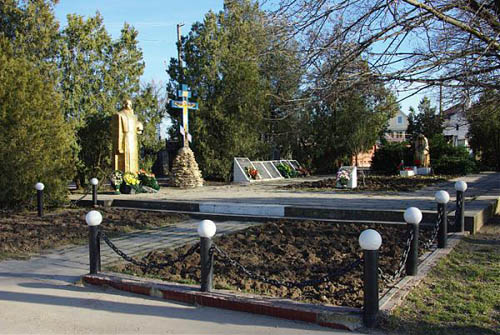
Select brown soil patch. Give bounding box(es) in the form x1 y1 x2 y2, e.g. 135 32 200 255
112 221 434 308
285 175 449 192
0 208 186 260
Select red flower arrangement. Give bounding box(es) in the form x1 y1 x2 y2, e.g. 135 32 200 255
245 167 259 180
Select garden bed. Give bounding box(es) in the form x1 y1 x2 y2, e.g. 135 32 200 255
0 208 186 260
110 220 435 308
285 175 449 192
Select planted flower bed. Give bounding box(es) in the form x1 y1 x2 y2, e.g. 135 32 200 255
109 220 434 307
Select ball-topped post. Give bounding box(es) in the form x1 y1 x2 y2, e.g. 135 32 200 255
34 182 45 217
435 190 450 248
454 181 467 232
359 229 382 328
404 207 421 276
90 178 99 207
86 210 102 274
198 220 216 292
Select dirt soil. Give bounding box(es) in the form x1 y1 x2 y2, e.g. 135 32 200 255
112 221 435 308
0 208 186 260
285 175 449 192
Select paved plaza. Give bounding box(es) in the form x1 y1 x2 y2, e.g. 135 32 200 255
76 172 499 211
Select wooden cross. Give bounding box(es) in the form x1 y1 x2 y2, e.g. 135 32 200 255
170 84 198 147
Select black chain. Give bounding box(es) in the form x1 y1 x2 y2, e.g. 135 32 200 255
451 192 464 227
423 212 442 250
71 185 93 206
379 228 414 285
212 244 362 289
100 231 200 271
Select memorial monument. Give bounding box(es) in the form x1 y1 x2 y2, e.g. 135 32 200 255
169 85 204 188
414 134 430 168
111 99 143 173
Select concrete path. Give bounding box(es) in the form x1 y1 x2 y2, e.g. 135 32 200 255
75 172 499 212
0 218 370 334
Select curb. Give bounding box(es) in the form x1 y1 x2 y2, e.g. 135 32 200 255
83 273 362 331
82 234 466 332
74 198 488 233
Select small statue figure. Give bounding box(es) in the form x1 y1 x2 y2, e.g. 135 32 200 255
414 134 430 167
112 99 143 173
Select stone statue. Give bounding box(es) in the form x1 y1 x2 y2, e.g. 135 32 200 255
112 99 143 173
414 134 430 167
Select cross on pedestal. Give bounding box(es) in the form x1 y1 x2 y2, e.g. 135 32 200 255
170 84 198 147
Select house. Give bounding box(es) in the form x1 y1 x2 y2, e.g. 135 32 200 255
443 104 470 147
385 111 409 142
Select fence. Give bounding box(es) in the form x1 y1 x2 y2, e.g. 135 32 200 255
84 184 468 328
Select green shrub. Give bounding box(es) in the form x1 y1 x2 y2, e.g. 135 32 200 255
432 156 478 175
371 142 412 175
430 134 478 175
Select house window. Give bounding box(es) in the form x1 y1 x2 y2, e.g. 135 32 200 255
397 116 403 124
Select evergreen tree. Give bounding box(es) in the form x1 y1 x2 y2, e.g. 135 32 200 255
167 0 301 180
416 97 444 140
59 13 149 184
0 45 74 207
405 97 444 149
468 91 500 170
0 1 74 207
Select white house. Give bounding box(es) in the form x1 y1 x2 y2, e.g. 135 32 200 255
443 104 470 147
385 111 409 142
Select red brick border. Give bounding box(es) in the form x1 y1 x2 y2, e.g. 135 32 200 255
83 273 362 331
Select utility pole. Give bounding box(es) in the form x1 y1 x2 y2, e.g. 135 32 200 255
439 82 443 116
177 23 184 76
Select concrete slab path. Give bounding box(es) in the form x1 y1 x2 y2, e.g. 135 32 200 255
74 172 499 212
0 218 375 334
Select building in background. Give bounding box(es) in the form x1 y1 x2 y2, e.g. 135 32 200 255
443 104 470 148
385 111 409 142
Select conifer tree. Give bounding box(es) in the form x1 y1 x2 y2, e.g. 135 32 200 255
0 46 74 207
167 0 301 180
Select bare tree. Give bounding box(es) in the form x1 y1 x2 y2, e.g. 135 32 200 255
268 0 500 102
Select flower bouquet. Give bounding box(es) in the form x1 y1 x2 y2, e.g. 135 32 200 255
138 169 160 191
120 172 140 194
110 170 123 194
336 169 351 188
245 166 260 180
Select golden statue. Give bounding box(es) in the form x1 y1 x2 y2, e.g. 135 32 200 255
112 99 143 173
414 134 430 167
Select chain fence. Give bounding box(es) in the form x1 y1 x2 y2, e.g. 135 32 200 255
422 212 442 250
378 228 414 285
99 231 200 272
211 243 363 289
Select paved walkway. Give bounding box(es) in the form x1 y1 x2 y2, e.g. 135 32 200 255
0 218 370 334
76 172 500 212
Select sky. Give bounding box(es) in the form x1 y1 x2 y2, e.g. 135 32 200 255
54 0 429 115
54 0 223 85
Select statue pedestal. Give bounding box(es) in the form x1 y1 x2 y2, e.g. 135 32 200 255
170 147 204 188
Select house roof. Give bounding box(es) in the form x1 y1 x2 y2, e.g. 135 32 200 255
443 103 466 119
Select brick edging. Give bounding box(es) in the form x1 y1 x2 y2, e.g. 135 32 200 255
83 273 362 331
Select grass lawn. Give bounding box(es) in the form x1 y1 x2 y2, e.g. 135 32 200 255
381 223 500 335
